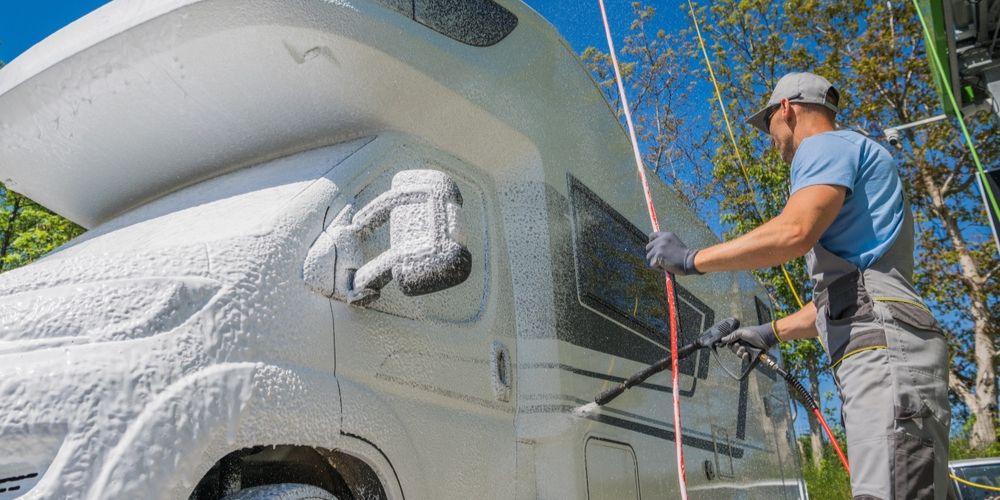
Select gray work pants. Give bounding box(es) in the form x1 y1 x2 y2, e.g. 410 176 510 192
828 298 950 499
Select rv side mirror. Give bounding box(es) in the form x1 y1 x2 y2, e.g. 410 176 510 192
304 169 472 306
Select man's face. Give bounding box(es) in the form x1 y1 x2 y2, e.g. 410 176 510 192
767 102 796 163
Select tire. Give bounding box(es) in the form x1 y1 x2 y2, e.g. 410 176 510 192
221 483 338 500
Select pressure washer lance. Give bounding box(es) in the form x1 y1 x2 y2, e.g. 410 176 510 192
583 317 853 475
592 318 740 406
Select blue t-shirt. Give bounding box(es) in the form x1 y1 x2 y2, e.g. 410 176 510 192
790 130 904 269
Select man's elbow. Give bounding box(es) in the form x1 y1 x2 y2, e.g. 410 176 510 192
783 224 818 257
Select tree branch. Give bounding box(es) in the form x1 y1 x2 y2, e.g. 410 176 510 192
0 196 22 272
951 366 976 407
983 262 1000 284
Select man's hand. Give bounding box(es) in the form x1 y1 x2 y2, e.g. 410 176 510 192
646 231 702 276
720 323 778 359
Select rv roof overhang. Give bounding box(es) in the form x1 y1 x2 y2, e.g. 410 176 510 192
0 0 625 229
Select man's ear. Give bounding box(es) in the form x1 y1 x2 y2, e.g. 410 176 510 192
780 99 794 127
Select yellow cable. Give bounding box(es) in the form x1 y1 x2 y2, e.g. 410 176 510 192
780 265 805 308
687 1 762 219
950 474 1000 492
686 0 805 309
912 5 1000 492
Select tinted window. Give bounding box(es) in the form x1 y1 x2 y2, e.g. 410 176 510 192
374 0 518 47
953 463 1000 499
414 0 518 47
568 175 713 377
571 179 670 338
755 296 773 324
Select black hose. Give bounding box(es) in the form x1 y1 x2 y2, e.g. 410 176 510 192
756 352 819 411
783 370 820 411
756 352 850 473
594 357 671 405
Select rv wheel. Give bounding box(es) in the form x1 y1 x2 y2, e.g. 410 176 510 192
221 483 338 500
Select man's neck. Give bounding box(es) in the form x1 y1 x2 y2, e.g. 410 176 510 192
792 120 836 150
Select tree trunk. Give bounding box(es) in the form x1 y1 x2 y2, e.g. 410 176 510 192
0 195 22 272
919 166 997 448
969 298 997 447
807 366 824 468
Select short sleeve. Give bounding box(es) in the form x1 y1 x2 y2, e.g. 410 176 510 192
790 135 857 195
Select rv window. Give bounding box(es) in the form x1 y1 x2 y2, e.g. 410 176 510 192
754 296 773 324
414 0 518 47
570 181 669 337
568 176 713 377
372 0 517 47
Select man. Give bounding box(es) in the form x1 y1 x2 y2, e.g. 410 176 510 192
647 72 949 499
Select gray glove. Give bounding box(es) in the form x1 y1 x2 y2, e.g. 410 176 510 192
646 231 702 276
720 323 779 359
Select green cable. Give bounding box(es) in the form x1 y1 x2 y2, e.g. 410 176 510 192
913 4 1000 487
911 0 1000 236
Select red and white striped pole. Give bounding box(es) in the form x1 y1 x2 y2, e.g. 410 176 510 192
596 1 688 498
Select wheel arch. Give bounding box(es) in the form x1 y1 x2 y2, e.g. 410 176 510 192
189 443 397 500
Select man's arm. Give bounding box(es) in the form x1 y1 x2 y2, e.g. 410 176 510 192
774 301 819 341
720 301 818 356
693 184 847 273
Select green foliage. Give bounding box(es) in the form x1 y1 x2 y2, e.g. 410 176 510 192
802 456 853 500
950 438 1000 460
580 2 716 217
0 185 84 272
950 415 1000 459
798 433 852 498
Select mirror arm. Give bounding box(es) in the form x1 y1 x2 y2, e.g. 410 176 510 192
349 188 428 237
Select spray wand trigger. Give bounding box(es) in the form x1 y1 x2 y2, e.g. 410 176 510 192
711 327 764 382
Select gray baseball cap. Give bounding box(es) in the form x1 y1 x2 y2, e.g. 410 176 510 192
746 72 840 133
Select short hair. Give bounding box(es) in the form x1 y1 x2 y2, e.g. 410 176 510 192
794 101 837 122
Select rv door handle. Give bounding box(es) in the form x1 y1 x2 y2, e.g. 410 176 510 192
491 341 512 402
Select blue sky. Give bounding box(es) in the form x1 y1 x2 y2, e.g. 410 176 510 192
0 1 840 439
0 1 688 63
0 1 109 63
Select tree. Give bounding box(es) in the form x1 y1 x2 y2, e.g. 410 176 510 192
581 2 719 217
0 186 84 272
822 0 999 449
